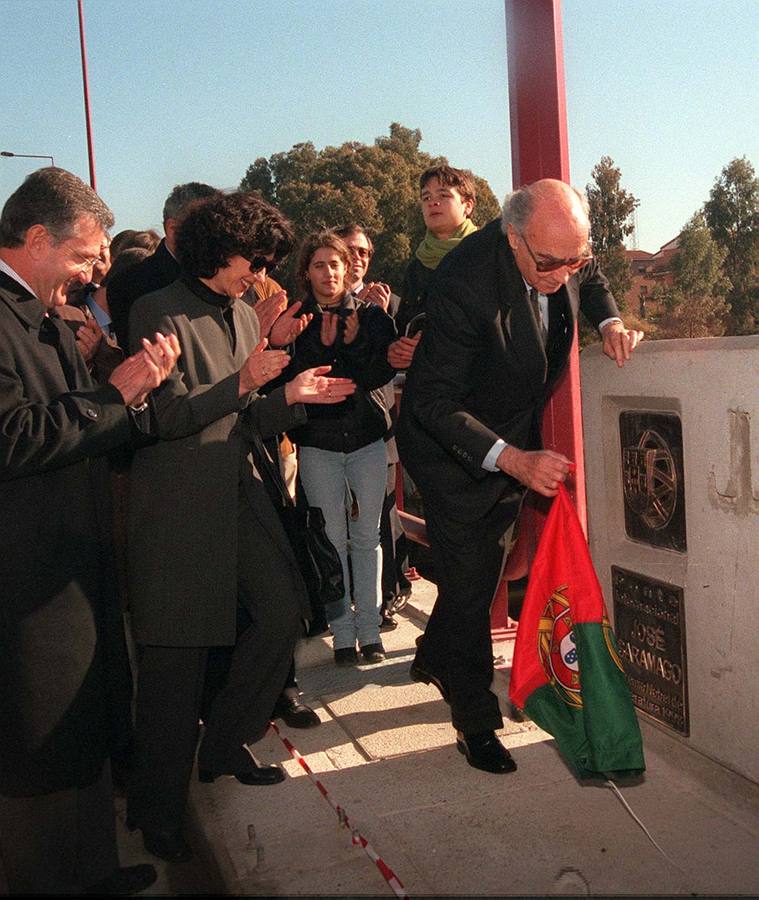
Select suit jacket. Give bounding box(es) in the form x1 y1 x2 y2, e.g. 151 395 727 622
127 276 309 647
396 218 619 526
107 238 179 350
0 271 135 796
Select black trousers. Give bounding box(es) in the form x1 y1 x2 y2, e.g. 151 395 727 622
0 762 118 894
415 501 516 734
127 502 302 833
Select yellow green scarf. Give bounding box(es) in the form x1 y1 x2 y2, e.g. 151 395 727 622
415 219 479 270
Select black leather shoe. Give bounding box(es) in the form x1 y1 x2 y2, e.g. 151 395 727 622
380 613 398 631
456 730 517 774
273 694 320 728
360 642 386 664
198 762 284 786
85 863 157 894
198 744 285 786
306 614 329 637
334 647 358 667
409 662 450 703
136 826 193 863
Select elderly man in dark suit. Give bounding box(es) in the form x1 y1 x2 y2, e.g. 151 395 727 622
125 191 355 865
0 167 179 894
397 178 642 775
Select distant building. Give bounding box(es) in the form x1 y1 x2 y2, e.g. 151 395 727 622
624 235 680 317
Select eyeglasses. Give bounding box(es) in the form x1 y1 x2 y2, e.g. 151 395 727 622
248 255 277 276
348 246 372 260
519 232 592 273
66 243 103 272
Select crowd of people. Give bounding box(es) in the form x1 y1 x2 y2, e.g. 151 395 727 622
0 162 641 893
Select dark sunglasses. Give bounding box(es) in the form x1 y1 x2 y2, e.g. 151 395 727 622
520 232 592 273
248 255 277 276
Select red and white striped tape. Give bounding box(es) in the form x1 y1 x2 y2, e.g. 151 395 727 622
268 720 408 899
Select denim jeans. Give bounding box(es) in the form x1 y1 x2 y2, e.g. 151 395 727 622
298 440 386 650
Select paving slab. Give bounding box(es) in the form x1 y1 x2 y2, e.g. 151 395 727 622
106 576 759 896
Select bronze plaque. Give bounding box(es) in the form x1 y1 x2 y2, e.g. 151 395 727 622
620 411 686 552
612 566 689 736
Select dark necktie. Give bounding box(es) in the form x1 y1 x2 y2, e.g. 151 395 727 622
529 288 547 345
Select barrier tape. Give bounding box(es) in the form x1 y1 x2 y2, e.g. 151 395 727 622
268 721 409 899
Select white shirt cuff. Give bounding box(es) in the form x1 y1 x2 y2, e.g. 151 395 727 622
598 316 622 333
483 438 508 472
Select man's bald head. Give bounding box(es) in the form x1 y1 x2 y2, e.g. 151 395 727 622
501 179 592 293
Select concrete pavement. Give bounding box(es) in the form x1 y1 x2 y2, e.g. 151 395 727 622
119 576 759 896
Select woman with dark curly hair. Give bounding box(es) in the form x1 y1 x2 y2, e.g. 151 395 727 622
286 230 397 667
125 194 355 864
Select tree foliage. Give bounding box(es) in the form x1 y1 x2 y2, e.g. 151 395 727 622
586 156 639 307
239 123 501 294
703 156 759 334
655 214 731 338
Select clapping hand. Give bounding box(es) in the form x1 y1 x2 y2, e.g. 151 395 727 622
75 317 103 364
269 300 312 347
357 281 391 312
238 338 291 396
254 289 288 338
284 365 356 406
110 331 181 407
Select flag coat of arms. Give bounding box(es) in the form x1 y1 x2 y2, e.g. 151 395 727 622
509 484 645 779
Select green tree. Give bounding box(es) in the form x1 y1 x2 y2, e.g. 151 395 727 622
655 214 731 338
586 156 639 307
239 123 501 293
703 156 759 334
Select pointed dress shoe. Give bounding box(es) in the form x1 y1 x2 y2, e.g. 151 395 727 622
84 863 158 894
273 693 320 728
198 744 285 786
456 730 518 774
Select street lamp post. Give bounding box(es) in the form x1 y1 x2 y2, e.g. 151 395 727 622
1 151 56 167
77 0 97 190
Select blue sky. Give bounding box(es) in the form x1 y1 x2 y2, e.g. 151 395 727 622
1 0 757 254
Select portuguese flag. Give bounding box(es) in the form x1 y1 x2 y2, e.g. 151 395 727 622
509 484 645 779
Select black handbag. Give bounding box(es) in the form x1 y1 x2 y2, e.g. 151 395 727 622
249 432 345 608
302 505 345 606
281 501 345 607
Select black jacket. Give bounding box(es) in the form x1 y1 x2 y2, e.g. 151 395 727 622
286 292 396 453
397 218 619 525
0 271 137 795
107 239 180 350
395 256 435 339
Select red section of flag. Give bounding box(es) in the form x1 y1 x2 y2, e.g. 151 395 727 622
509 483 608 708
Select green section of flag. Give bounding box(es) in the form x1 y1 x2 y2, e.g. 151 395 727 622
524 621 645 779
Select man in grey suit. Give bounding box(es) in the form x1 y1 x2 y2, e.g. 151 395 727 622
126 191 355 864
397 179 642 775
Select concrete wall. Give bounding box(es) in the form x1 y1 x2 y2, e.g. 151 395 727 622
581 336 759 785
